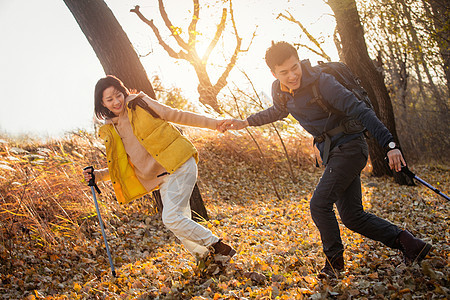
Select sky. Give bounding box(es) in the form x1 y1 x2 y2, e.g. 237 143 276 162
0 0 338 138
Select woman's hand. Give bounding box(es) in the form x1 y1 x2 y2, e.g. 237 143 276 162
83 168 97 183
216 120 227 133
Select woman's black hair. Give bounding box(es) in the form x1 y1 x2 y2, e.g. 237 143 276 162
265 41 299 72
94 75 130 120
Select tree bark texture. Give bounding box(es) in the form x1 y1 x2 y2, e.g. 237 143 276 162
327 0 411 184
63 0 155 98
64 0 210 219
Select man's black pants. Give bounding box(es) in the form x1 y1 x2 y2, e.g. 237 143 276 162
310 137 402 259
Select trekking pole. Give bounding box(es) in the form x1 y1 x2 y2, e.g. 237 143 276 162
400 165 449 202
83 166 117 277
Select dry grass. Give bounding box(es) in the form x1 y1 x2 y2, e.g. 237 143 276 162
0 127 313 248
0 132 109 247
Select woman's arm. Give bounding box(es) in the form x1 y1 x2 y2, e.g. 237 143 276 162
134 92 221 130
83 167 110 183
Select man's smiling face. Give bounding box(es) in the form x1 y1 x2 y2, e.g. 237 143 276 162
272 55 303 90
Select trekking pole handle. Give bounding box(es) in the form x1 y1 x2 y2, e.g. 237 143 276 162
83 166 96 186
400 165 415 179
83 166 101 194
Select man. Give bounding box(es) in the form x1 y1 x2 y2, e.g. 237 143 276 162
224 41 432 278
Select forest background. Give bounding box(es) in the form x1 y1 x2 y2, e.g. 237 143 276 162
0 0 448 299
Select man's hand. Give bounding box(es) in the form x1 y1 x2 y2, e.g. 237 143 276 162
222 119 249 131
216 120 228 133
387 149 406 172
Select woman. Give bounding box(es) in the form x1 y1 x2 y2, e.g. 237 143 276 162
83 75 235 262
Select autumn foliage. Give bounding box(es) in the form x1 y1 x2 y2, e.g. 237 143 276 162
0 129 448 299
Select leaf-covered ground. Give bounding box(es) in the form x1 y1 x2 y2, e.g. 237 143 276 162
0 130 448 299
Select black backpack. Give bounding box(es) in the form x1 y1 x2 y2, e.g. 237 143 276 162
310 61 374 164
312 61 374 113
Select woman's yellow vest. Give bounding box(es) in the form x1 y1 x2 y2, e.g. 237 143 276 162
98 105 198 205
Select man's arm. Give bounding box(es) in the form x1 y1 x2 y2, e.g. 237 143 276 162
319 74 405 172
224 86 290 131
223 103 289 131
246 104 289 126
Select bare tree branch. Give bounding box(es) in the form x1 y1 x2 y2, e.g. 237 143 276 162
157 0 189 50
278 11 331 62
235 69 297 183
132 0 252 114
188 0 200 47
131 6 187 59
241 26 258 52
202 8 227 62
293 42 330 61
229 90 282 201
214 43 240 93
213 1 241 93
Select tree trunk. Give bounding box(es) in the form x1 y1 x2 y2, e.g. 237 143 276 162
327 0 411 184
64 0 210 219
428 0 450 93
189 184 209 222
399 0 447 112
151 185 209 222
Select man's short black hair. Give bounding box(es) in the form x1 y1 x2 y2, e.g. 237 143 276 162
265 41 299 72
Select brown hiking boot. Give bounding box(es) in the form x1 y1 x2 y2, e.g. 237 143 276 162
318 254 344 279
210 239 236 264
393 230 432 264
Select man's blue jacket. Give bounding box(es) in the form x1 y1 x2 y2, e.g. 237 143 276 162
247 60 393 160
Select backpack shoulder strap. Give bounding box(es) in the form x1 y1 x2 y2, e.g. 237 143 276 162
309 80 343 115
310 83 330 113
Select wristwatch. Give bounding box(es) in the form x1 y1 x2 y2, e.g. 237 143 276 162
385 141 397 153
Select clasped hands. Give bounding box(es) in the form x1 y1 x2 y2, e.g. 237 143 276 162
216 119 248 133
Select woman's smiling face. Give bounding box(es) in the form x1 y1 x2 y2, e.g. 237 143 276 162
102 86 125 116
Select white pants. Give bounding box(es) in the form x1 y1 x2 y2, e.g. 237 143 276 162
159 157 219 256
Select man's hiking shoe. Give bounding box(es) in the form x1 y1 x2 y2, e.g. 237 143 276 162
210 239 236 265
393 230 432 264
318 254 344 279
